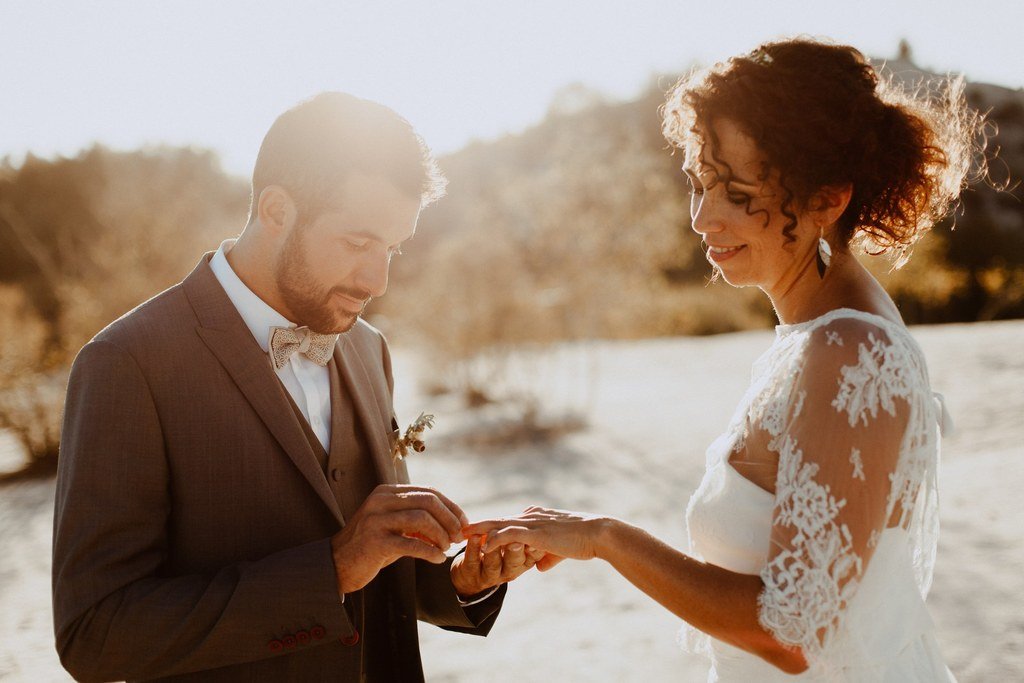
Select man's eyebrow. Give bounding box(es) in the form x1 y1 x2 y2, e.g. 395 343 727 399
342 230 416 246
341 230 383 240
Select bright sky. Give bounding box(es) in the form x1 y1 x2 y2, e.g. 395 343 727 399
2 0 1022 178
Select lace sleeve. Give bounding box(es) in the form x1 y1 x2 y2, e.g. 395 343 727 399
758 318 916 670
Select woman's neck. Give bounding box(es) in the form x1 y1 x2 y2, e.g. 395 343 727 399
767 250 896 326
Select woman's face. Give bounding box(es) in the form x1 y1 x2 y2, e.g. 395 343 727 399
684 118 817 293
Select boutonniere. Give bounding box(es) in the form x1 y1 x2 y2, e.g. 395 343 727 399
391 413 436 462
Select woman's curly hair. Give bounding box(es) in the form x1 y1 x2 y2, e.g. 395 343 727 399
662 37 989 266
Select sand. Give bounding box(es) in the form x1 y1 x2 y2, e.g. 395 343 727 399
1 320 1022 681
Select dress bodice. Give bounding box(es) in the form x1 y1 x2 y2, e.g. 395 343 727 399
686 435 774 575
681 309 955 682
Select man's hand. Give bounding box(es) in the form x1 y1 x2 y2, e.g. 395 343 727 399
330 484 467 596
450 534 546 598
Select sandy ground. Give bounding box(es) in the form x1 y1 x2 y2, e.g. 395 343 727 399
1 320 1022 682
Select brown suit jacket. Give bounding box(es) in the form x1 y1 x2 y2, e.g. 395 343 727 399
52 255 504 682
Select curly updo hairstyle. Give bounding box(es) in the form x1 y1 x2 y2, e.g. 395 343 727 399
662 37 988 266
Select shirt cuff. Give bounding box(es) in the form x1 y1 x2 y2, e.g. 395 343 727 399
456 585 500 607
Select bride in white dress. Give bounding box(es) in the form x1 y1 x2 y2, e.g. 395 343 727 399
465 38 984 681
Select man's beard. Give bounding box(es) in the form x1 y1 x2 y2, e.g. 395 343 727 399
275 226 370 335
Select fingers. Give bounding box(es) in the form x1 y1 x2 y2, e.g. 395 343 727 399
480 527 532 552
389 534 447 564
384 509 454 552
462 534 483 571
333 487 469 594
373 484 468 524
536 554 566 572
462 518 526 537
463 507 558 537
525 545 546 566
481 540 503 581
505 542 526 562
370 485 466 543
500 542 529 580
455 535 539 596
394 485 469 525
503 542 526 568
414 486 469 529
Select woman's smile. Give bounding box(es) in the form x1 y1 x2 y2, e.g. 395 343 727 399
707 244 747 263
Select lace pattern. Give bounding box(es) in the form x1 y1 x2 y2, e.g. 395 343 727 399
682 309 943 678
832 332 915 428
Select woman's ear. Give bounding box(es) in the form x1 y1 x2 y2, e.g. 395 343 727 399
810 183 853 228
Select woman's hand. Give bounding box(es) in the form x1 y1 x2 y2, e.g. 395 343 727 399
462 506 615 571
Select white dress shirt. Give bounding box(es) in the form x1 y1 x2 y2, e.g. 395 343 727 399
211 240 496 607
210 239 333 451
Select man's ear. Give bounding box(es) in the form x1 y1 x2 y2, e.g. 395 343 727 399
257 185 296 236
810 182 853 228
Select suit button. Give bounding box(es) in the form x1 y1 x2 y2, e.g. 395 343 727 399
268 639 283 652
331 468 342 482
296 630 310 645
340 630 360 646
283 635 297 649
310 625 326 640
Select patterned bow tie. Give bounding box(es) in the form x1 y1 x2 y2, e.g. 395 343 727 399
268 326 338 371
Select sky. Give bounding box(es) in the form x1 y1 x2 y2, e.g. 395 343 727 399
1 0 1022 178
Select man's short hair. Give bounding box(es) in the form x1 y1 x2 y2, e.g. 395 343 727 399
250 92 447 218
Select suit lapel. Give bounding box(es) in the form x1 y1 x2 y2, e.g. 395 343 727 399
183 256 345 526
333 338 397 485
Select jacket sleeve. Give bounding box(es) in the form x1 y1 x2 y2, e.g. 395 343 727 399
378 332 507 635
414 554 507 635
52 340 356 682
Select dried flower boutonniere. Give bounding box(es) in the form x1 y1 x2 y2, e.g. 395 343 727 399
391 413 436 462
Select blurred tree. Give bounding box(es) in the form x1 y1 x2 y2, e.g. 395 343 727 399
0 145 247 474
1 53 1021 475
937 85 1024 320
385 60 1024 356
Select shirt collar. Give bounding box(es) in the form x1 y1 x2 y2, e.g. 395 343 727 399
209 238 294 353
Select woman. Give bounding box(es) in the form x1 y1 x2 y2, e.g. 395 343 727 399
465 38 984 681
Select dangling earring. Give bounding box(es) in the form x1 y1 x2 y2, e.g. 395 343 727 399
816 226 832 278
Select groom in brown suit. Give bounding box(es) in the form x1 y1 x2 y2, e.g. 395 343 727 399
53 93 536 682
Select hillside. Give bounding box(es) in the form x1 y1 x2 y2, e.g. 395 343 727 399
382 51 1024 355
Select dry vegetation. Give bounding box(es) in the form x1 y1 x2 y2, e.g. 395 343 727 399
380 69 1024 406
0 147 247 475
1 59 1022 476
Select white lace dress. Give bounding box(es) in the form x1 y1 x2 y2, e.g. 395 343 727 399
683 309 956 682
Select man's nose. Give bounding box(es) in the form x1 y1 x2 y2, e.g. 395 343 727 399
355 250 390 298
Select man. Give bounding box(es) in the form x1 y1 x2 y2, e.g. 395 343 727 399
53 93 535 682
